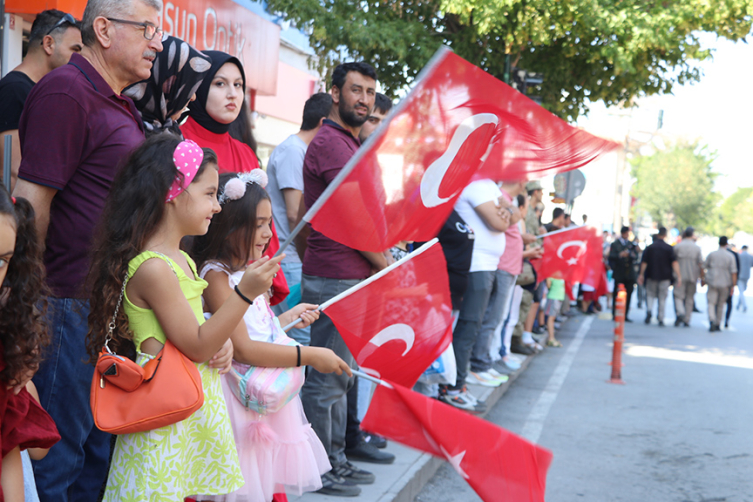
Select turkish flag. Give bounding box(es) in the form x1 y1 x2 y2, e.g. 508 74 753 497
532 226 604 285
361 382 553 502
307 48 619 252
322 240 452 387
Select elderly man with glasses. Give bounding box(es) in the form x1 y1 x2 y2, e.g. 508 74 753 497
0 10 82 191
12 0 163 500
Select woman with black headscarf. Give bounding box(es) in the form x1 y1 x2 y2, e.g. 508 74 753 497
181 50 288 305
124 35 212 137
180 51 260 173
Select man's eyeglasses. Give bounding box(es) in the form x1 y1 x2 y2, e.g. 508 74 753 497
106 18 163 41
44 13 77 38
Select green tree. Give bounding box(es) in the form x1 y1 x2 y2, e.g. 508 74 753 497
630 143 718 231
265 0 752 120
709 187 753 236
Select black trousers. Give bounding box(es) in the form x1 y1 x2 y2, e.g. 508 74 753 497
726 293 733 325
612 280 635 320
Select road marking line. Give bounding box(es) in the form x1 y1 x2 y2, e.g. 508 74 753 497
521 316 594 444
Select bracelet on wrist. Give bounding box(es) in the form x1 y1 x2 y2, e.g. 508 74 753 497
296 345 301 367
234 285 254 305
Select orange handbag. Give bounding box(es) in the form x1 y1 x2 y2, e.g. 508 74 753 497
90 269 204 435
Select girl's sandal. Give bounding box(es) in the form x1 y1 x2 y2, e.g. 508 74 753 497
546 340 562 348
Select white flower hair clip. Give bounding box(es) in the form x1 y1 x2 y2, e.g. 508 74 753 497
218 170 269 205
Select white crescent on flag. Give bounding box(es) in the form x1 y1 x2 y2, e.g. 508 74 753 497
358 323 416 360
419 113 499 208
557 240 587 266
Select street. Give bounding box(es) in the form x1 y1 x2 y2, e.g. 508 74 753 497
417 293 753 502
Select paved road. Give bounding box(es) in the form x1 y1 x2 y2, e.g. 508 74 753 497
417 293 753 502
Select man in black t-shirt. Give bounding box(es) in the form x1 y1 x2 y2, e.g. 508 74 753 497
544 207 566 232
0 9 81 190
638 227 680 326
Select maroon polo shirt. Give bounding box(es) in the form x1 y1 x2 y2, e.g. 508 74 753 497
18 53 145 298
302 120 371 280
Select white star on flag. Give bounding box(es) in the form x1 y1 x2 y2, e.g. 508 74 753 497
441 445 470 480
566 257 579 265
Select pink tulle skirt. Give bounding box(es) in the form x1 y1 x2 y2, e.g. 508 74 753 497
202 373 331 502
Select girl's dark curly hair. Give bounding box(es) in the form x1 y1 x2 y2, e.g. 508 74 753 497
0 185 49 386
192 172 270 274
86 134 217 361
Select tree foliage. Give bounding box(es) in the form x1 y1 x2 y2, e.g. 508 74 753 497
707 187 753 237
630 142 718 231
265 0 753 121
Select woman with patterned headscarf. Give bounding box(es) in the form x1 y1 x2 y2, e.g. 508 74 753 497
124 35 212 137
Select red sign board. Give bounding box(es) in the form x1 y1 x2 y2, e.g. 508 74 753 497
158 1 279 95
7 0 281 95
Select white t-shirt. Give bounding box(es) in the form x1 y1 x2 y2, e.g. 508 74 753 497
454 179 506 272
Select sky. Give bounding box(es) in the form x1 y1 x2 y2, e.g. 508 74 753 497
578 32 753 197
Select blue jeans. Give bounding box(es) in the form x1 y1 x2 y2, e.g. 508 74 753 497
299 274 361 467
273 261 311 345
472 270 516 373
451 270 495 390
32 298 111 502
737 279 748 310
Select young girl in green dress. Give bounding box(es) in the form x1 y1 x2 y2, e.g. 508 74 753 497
86 134 283 501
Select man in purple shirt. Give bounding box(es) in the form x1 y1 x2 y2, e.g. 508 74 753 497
12 0 162 499
298 62 392 497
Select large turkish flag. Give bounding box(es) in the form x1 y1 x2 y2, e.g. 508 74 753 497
361 381 553 502
322 240 452 387
307 47 619 252
532 226 604 285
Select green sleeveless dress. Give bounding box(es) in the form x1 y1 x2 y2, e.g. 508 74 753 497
103 251 244 501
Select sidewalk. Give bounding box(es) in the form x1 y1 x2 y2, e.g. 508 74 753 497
290 323 551 502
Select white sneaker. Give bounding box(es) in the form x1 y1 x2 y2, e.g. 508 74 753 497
508 353 526 363
468 371 503 387
522 331 536 345
487 368 510 383
501 357 521 371
462 388 479 405
439 391 475 411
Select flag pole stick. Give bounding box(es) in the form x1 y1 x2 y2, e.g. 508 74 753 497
537 225 587 239
274 47 452 257
351 369 393 388
280 238 440 331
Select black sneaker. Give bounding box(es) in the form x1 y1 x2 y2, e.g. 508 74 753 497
317 471 361 497
674 319 683 327
363 432 387 449
333 461 376 485
511 341 535 355
644 313 651 325
345 438 395 464
658 320 664 327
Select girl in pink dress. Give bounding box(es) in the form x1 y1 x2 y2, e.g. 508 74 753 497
193 171 351 502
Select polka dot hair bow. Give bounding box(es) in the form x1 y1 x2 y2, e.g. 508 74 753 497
166 140 204 202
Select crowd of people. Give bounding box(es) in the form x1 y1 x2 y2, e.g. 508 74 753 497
605 226 752 332
0 2 581 500
1 2 748 502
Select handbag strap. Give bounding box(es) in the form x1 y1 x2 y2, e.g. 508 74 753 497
104 252 179 354
104 272 129 354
